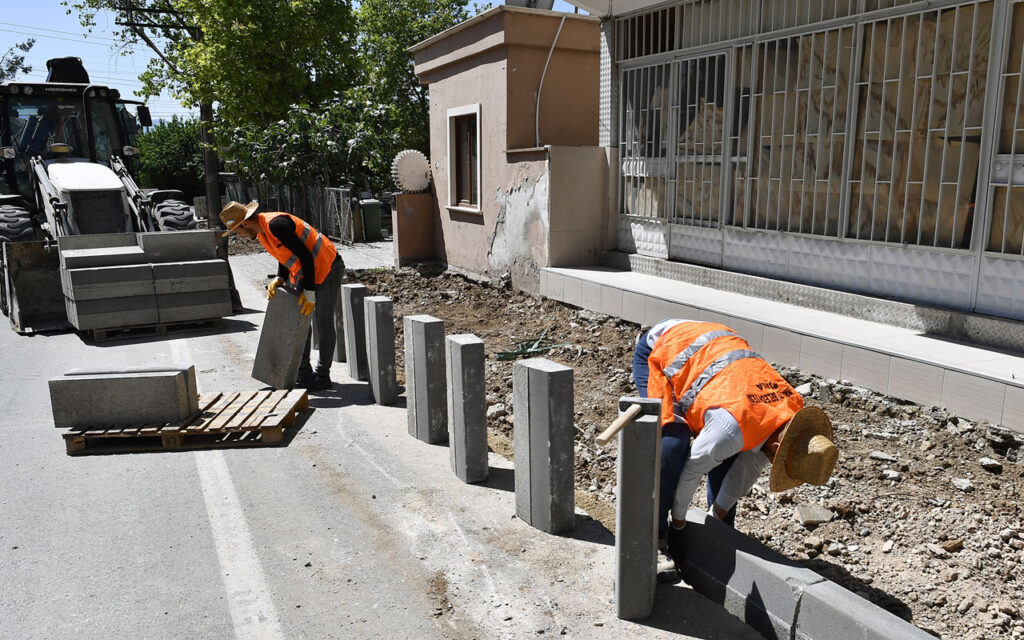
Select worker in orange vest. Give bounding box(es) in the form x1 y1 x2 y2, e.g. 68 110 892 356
220 201 345 392
633 319 838 573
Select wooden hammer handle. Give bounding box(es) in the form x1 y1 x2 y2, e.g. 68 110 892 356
596 403 643 446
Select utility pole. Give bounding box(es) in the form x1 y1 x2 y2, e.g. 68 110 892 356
116 2 221 224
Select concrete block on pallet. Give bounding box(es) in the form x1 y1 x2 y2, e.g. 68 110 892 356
49 369 194 428
341 284 368 380
60 246 146 270
64 364 199 415
67 307 161 331
137 230 218 262
70 294 159 316
614 396 662 621
795 581 934 640
446 334 488 483
57 233 138 252
678 508 826 640
365 296 398 405
404 315 448 444
62 264 155 301
157 289 232 309
157 302 233 324
152 259 229 294
252 291 311 389
513 358 575 534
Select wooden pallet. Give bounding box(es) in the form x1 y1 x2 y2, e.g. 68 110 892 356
85 318 220 343
62 389 309 455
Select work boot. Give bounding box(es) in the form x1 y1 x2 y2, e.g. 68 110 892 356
307 373 333 392
666 523 687 571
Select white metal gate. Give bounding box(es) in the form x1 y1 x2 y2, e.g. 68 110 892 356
615 0 1024 321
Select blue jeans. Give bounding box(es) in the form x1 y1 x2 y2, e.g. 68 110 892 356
634 330 737 538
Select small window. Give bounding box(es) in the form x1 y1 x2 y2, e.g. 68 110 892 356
447 105 480 211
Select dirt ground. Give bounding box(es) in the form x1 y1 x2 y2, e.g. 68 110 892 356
342 265 1024 640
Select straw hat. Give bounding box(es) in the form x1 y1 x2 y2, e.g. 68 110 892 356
769 406 839 492
219 200 260 237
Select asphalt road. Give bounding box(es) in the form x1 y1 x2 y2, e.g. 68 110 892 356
0 248 761 640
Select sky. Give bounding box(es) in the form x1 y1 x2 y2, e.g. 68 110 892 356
3 0 582 122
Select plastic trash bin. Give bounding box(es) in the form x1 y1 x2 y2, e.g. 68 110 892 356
359 199 383 241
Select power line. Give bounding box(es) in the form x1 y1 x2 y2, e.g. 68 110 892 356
0 27 113 47
0 21 118 42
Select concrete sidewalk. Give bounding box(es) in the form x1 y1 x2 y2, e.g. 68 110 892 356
540 263 1024 434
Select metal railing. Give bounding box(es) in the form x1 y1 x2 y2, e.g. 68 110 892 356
616 0 1006 252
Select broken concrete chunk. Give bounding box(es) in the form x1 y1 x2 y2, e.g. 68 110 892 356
869 451 898 462
951 478 974 492
979 457 1003 472
794 504 834 527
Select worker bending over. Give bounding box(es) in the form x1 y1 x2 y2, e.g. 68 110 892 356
634 319 838 570
220 201 345 392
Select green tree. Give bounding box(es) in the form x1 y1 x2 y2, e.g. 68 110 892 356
138 117 204 200
0 39 35 82
65 1 358 127
349 0 475 189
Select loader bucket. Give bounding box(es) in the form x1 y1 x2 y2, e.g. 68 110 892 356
2 241 70 334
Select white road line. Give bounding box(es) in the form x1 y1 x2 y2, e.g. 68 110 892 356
170 340 284 639
195 450 285 640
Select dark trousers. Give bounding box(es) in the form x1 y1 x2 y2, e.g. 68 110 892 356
633 330 737 538
299 256 344 378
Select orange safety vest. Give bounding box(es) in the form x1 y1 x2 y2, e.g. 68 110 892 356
647 321 803 451
255 212 338 288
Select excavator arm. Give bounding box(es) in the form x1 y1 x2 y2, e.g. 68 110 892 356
110 155 156 232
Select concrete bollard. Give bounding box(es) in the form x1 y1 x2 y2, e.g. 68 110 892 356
513 358 574 534
364 296 398 405
333 287 346 363
446 334 488 483
341 284 368 380
404 315 448 444
613 396 662 620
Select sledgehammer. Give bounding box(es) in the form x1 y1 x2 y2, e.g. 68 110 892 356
595 397 660 446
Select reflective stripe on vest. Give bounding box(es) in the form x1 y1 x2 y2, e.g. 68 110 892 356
663 329 736 378
673 349 763 420
283 226 325 270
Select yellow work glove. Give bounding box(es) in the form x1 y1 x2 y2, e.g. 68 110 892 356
266 277 283 300
298 290 316 316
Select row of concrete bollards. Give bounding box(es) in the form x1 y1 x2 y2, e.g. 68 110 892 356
335 283 578 536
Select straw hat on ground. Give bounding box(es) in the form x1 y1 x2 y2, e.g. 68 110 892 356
769 406 839 492
219 200 260 237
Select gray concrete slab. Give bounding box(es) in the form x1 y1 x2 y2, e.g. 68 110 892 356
446 334 488 483
156 289 232 309
64 364 199 414
137 230 219 262
71 294 159 316
60 246 147 270
513 358 575 534
795 580 934 640
57 233 138 252
62 264 155 301
341 284 369 380
67 308 162 331
365 296 398 405
251 291 311 389
152 259 230 295
678 508 826 639
157 302 234 324
614 396 662 620
404 315 448 444
333 289 345 362
49 369 193 428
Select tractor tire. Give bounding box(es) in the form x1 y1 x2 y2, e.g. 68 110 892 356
0 205 35 243
154 199 197 231
0 204 34 317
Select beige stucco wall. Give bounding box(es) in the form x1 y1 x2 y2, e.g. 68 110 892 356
413 7 601 292
548 146 614 267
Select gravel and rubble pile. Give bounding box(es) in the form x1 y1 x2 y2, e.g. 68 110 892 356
356 265 1023 640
